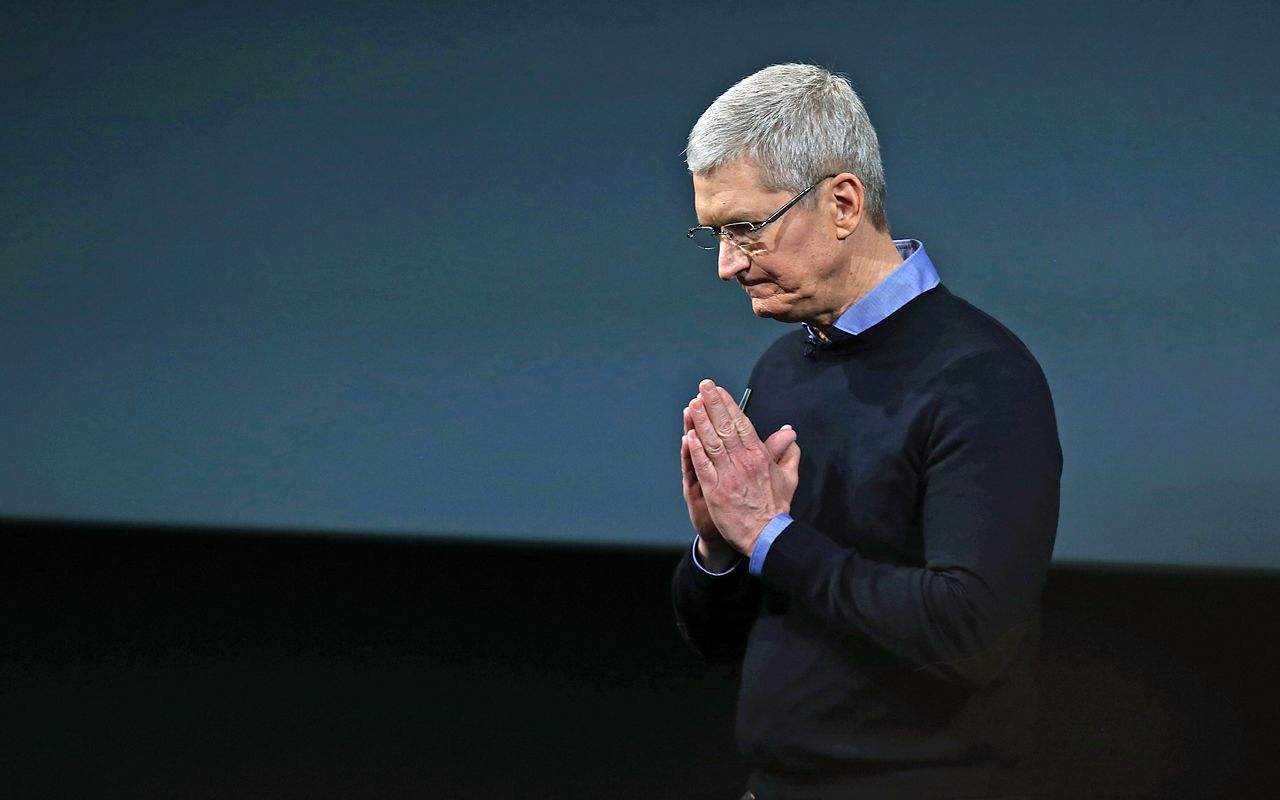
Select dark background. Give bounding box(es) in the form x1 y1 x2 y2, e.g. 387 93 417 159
4 519 1278 799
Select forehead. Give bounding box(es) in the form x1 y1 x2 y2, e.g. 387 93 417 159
692 158 789 226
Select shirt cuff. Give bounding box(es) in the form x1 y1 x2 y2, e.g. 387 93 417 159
748 513 794 577
690 537 741 577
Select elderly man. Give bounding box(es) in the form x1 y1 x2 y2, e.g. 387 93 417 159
672 64 1061 800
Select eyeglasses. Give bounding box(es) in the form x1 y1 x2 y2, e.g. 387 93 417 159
687 175 836 252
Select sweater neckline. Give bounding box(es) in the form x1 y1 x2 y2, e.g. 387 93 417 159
808 285 947 356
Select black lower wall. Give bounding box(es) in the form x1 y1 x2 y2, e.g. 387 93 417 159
3 520 1278 799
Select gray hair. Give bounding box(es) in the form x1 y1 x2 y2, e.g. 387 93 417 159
686 63 888 231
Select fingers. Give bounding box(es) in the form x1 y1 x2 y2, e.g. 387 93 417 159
683 383 797 547
688 379 771 465
772 439 801 502
763 424 796 462
680 428 695 486
776 439 801 474
680 417 711 492
681 409 708 495
684 428 717 484
682 407 694 468
713 384 764 449
698 380 743 452
688 397 725 461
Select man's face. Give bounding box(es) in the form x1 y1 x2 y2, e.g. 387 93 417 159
692 158 844 325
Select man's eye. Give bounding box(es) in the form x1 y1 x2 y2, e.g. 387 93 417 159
690 227 722 249
722 222 760 243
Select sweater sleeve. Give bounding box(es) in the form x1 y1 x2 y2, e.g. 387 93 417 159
757 349 1061 686
671 542 762 661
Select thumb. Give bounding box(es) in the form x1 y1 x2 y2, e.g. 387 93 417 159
764 424 797 463
776 439 801 475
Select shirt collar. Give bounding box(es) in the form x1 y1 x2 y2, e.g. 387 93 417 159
805 239 940 340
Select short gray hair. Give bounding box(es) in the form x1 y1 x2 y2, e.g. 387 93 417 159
686 63 888 231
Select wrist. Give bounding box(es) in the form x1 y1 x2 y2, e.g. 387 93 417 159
696 536 739 573
727 511 782 557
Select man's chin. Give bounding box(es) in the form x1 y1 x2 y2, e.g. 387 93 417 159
750 298 800 323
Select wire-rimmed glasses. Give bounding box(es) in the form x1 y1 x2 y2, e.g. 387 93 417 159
687 174 836 252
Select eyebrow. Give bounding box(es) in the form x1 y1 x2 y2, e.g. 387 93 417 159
698 209 760 228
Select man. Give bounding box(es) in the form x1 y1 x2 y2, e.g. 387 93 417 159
671 64 1061 800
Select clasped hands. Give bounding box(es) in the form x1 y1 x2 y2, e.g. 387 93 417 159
681 379 801 570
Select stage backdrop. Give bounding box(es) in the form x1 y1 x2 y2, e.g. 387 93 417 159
3 0 1277 569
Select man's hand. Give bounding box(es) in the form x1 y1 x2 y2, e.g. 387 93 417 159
682 379 800 561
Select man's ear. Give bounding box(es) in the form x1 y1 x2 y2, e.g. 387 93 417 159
831 173 864 240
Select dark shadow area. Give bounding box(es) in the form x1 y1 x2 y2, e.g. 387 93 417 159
3 519 1277 799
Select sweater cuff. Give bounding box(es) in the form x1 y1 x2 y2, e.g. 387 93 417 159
748 513 794 577
684 539 751 600
757 518 848 595
690 537 741 576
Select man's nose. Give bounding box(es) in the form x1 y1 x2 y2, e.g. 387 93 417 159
717 239 751 281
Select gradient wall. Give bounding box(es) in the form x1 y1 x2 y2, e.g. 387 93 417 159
3 0 1277 567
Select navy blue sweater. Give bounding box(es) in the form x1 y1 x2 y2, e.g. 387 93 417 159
673 285 1061 799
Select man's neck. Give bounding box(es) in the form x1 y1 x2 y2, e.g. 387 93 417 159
813 231 904 336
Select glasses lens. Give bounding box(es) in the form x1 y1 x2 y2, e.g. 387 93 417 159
689 227 721 250
721 222 760 246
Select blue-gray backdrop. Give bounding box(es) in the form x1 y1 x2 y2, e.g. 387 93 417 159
3 0 1277 568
